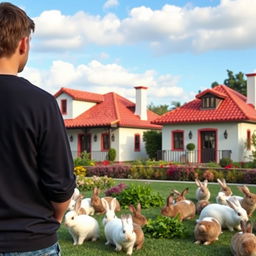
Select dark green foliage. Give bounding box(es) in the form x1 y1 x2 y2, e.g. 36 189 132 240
143 215 186 239
219 157 233 167
148 102 170 115
107 148 116 161
186 143 195 151
143 130 162 159
115 184 164 209
73 151 94 166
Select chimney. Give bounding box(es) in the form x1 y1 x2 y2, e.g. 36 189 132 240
246 73 256 108
134 86 148 120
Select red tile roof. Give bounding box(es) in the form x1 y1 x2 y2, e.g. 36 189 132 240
153 85 256 124
54 87 104 103
56 88 161 129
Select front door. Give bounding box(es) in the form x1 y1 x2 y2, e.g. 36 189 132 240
201 131 216 163
78 134 91 155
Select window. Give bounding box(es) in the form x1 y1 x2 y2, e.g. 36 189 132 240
172 131 184 150
134 134 140 152
102 133 110 151
202 96 216 109
247 130 251 150
61 99 67 114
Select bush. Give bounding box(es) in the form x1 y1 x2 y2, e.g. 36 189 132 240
86 165 130 178
115 184 164 209
186 143 195 151
74 166 86 176
76 175 115 191
143 131 162 159
107 148 116 161
166 165 196 181
143 216 186 239
104 183 127 196
219 157 233 167
203 169 215 181
73 151 95 166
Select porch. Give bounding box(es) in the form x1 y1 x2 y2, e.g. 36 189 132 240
156 149 232 163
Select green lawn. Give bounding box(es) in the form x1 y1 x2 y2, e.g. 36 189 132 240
58 180 256 256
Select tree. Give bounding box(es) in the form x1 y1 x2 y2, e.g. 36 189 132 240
170 101 181 110
148 102 170 115
211 70 247 95
143 131 162 160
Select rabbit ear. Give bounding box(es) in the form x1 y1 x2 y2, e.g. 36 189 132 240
203 180 208 187
195 179 201 187
221 179 227 186
136 203 141 212
74 195 82 213
217 178 225 188
167 196 174 206
129 205 136 213
110 198 117 210
101 198 109 211
172 189 181 195
93 187 98 195
226 198 236 210
181 188 189 196
246 221 253 233
238 186 251 196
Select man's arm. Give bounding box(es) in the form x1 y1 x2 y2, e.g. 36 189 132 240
51 199 71 223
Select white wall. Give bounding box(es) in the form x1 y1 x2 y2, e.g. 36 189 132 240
56 93 96 119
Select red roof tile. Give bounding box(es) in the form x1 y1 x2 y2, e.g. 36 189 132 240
55 88 161 129
153 85 256 124
54 87 103 103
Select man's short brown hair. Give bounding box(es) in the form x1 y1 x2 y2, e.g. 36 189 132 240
0 2 35 57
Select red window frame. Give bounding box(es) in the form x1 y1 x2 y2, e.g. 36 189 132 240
134 134 141 152
172 130 184 150
61 99 67 115
101 133 110 151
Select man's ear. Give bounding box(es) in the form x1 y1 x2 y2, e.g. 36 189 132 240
18 37 29 55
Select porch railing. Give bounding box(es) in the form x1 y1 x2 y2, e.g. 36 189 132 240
156 149 232 163
71 151 108 161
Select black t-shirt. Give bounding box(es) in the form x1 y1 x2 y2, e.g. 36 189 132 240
0 75 76 252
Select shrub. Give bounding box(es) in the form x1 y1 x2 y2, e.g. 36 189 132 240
143 130 162 159
86 165 130 178
219 157 233 167
107 148 116 161
186 143 195 151
166 165 196 181
104 183 127 196
243 170 256 184
73 151 95 166
143 216 186 239
76 175 114 191
203 169 215 181
115 184 164 209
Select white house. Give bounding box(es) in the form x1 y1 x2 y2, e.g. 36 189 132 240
54 87 161 161
153 73 256 163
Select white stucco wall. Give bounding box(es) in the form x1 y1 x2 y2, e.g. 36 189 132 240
56 93 96 119
161 122 252 162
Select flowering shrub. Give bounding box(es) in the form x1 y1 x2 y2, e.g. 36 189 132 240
76 175 115 191
203 169 215 181
105 183 127 196
166 165 196 181
86 165 130 178
74 166 86 176
243 170 256 184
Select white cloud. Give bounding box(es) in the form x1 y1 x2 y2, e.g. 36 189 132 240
103 0 119 9
20 60 189 104
31 0 256 54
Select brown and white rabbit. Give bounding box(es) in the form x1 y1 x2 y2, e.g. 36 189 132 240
129 203 148 227
217 178 233 196
238 185 256 217
171 187 189 203
64 196 99 245
195 179 211 201
104 214 136 255
161 195 196 221
91 187 121 214
196 200 210 215
194 217 222 245
231 220 256 256
129 203 146 250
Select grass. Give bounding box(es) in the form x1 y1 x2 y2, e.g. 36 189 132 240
58 180 256 256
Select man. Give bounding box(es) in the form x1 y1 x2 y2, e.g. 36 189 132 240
0 2 76 255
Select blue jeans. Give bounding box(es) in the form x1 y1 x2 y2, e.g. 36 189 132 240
0 243 61 256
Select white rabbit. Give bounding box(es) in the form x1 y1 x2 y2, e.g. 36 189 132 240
68 187 81 210
195 179 211 201
216 191 243 206
198 197 248 231
102 197 118 226
104 214 136 255
80 198 95 216
64 196 99 245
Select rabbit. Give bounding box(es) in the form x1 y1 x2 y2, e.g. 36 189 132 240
238 185 256 217
198 197 248 231
194 217 222 245
68 187 81 210
217 178 233 196
195 179 211 201
161 195 196 221
128 203 148 227
132 223 144 250
171 187 189 203
80 197 95 216
231 220 256 256
196 200 210 215
104 214 136 255
102 197 119 226
91 187 121 214
216 192 243 206
64 196 100 245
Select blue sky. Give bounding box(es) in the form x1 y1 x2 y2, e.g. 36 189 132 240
10 0 256 106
